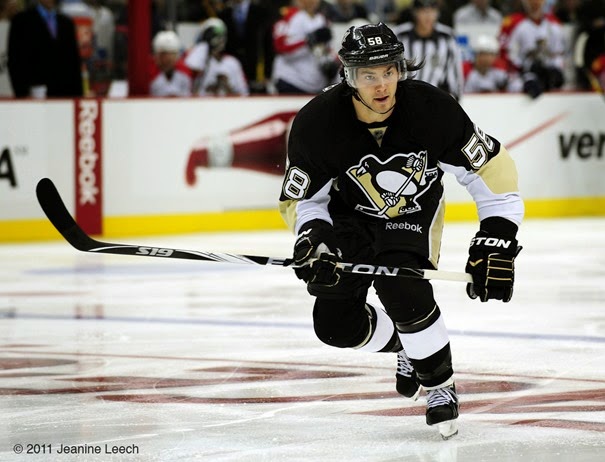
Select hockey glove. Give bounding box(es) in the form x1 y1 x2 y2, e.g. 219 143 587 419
307 27 332 48
293 219 342 286
465 217 521 303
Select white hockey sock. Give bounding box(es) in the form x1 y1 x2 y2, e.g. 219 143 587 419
397 313 449 360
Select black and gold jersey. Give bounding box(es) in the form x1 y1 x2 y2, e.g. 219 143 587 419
279 80 524 265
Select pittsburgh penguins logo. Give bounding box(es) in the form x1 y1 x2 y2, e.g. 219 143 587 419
347 151 438 219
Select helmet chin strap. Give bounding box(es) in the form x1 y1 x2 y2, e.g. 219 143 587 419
353 89 396 115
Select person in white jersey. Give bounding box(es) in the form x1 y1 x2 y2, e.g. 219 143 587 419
185 18 249 96
271 0 340 94
499 0 566 98
464 34 523 93
150 30 192 97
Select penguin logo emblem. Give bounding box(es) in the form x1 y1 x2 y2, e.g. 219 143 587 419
347 151 438 219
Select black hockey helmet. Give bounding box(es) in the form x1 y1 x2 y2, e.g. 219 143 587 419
338 23 407 88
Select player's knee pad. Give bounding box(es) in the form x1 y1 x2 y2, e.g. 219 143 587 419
312 297 369 348
355 304 401 353
373 275 436 325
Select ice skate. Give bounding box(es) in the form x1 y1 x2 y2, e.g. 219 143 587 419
426 382 459 440
395 349 420 400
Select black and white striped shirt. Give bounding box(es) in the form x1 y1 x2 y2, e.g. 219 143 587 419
393 22 464 99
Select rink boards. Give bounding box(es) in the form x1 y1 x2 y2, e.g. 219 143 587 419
0 93 604 241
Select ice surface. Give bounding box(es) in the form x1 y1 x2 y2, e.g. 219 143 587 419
1 219 604 461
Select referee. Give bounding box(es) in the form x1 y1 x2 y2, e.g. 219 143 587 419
393 0 464 99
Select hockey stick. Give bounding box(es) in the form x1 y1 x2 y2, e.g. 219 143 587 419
35 178 472 283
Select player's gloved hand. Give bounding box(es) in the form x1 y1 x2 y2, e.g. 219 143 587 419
293 219 342 286
307 27 332 48
465 217 522 303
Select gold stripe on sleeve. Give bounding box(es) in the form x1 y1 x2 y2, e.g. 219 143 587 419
278 199 298 233
476 146 519 194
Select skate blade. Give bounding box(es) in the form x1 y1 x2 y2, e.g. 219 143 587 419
437 419 458 440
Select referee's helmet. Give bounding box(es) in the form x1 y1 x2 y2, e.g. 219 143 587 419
338 23 407 88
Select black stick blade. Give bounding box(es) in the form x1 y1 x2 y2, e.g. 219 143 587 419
36 178 96 251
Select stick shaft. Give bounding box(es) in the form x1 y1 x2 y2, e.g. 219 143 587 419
36 178 472 283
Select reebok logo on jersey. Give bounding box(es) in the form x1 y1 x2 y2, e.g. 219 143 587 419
385 222 422 233
470 237 512 248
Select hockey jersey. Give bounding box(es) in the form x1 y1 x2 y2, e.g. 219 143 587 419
499 12 566 72
150 70 192 97
185 42 249 96
271 7 336 93
279 81 524 266
464 67 523 93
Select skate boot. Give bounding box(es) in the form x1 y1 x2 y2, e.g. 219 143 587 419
395 349 420 400
426 381 459 440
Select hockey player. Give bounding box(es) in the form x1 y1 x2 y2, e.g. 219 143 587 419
185 18 249 96
271 0 340 94
499 0 567 98
278 23 524 439
464 34 523 93
150 31 192 97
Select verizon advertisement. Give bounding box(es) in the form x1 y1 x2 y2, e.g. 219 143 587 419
0 101 74 222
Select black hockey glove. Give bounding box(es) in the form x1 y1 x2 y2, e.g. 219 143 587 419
465 217 522 303
293 219 342 286
307 27 332 48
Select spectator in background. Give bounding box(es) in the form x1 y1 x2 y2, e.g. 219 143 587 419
464 34 523 92
8 0 83 98
271 0 340 94
0 0 19 19
150 30 192 97
181 0 221 21
60 0 115 96
87 0 115 63
394 0 464 99
499 0 566 98
573 0 605 91
185 17 249 96
553 0 580 24
219 0 274 93
453 0 503 27
324 0 369 23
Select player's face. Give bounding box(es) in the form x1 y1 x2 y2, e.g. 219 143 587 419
354 64 399 110
155 51 178 72
475 51 496 70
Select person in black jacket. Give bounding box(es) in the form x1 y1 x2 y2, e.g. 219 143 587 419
218 0 274 93
8 0 83 98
